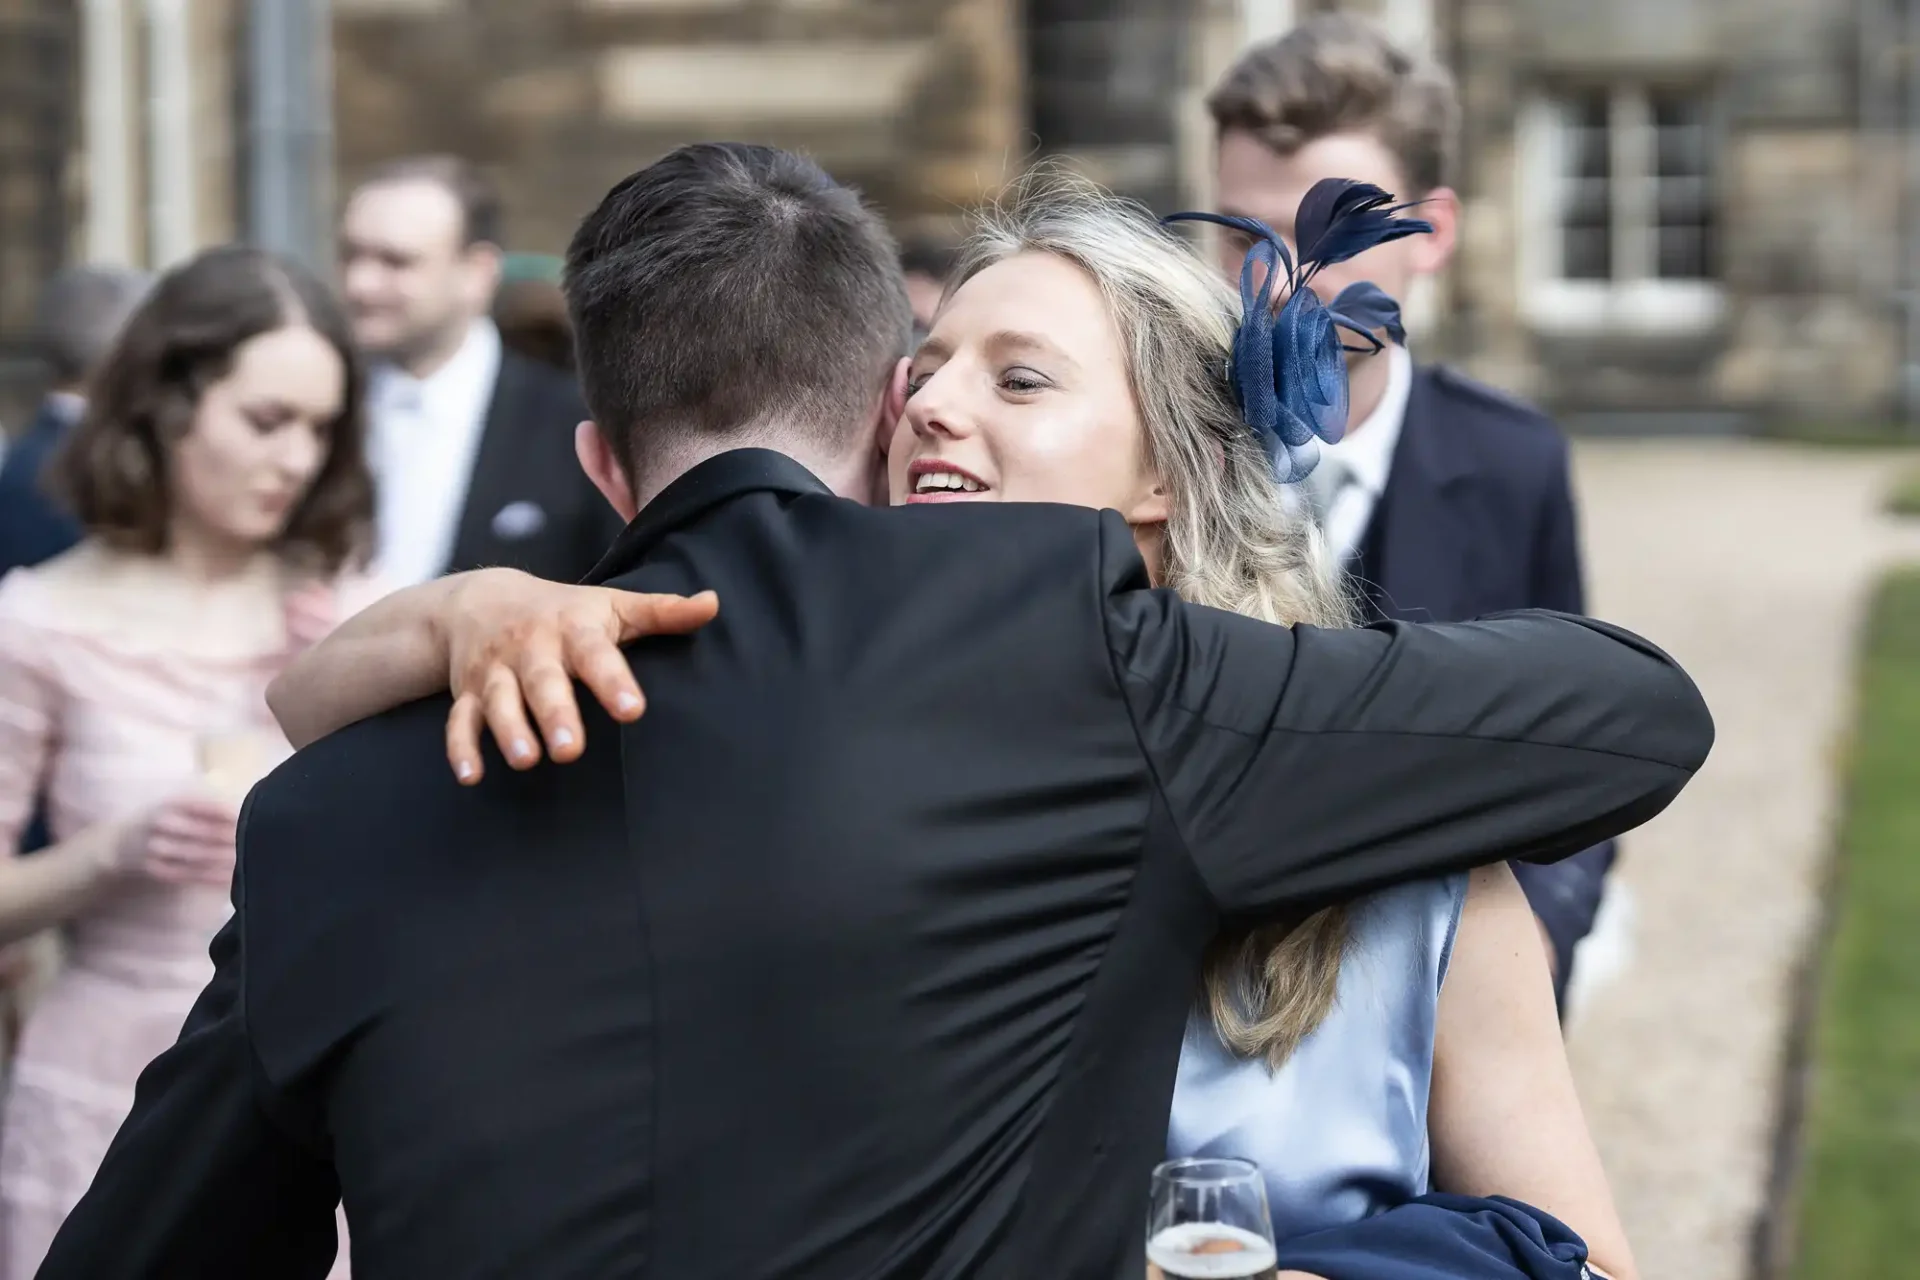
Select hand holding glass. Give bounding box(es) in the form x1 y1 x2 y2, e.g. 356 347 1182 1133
1146 1158 1278 1280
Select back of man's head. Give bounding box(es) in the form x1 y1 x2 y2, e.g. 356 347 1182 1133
565 143 912 492
36 265 152 391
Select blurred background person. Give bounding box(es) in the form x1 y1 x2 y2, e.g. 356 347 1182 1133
0 267 150 582
493 253 574 374
0 268 153 890
340 156 619 587
0 245 375 1277
899 233 960 344
1206 14 1614 1012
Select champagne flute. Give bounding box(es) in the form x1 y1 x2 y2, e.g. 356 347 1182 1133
194 714 290 806
1145 1157 1278 1280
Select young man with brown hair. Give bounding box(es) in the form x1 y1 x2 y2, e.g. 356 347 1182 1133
1209 14 1613 1009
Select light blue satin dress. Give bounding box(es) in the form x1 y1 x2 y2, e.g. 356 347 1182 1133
1166 874 1469 1239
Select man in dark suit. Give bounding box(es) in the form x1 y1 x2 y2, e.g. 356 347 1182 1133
340 155 623 586
42 145 1711 1280
0 265 149 581
1208 14 1613 1006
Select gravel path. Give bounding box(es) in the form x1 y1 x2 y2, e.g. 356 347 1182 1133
1562 440 1920 1280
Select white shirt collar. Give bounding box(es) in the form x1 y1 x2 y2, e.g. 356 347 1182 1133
370 318 502 412
365 319 504 586
44 390 87 424
1321 343 1412 497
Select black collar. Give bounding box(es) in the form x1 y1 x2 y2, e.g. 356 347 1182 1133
584 448 835 584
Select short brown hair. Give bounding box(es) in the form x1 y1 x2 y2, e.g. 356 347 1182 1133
50 245 374 575
565 143 912 484
354 154 504 248
1207 13 1459 195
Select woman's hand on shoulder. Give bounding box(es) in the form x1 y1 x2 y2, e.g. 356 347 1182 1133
266 569 718 762
439 570 719 784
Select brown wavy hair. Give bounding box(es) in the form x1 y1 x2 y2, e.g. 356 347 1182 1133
49 244 374 575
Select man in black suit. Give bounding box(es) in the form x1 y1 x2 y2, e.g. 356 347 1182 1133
341 155 623 586
1209 14 1613 1005
42 145 1711 1279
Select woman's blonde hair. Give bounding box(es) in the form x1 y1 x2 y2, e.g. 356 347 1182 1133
947 168 1357 1068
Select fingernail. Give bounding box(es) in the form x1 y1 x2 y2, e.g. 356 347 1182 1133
615 693 642 715
510 738 533 762
456 761 475 781
552 728 575 749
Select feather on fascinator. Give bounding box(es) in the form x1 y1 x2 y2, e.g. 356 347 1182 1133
1164 180 1432 483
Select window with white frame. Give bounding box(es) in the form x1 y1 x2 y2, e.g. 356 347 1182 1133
1517 83 1723 334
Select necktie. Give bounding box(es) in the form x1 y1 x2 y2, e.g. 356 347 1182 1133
1308 455 1367 561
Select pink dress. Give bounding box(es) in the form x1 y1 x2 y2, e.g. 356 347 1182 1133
0 565 364 1277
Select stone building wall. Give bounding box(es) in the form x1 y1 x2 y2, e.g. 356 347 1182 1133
1027 0 1191 212
0 0 78 421
332 0 1028 254
0 0 241 420
313 0 1920 429
10 0 1903 430
1446 0 1906 428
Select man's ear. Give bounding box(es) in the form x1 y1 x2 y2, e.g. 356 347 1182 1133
575 420 638 522
877 357 911 455
859 358 912 507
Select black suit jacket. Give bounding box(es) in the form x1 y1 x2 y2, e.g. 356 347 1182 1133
42 450 1713 1280
1352 364 1609 994
440 351 626 582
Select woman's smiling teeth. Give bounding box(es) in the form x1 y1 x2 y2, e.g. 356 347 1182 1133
914 471 986 494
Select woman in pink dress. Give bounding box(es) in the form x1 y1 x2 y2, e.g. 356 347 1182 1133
0 244 375 1276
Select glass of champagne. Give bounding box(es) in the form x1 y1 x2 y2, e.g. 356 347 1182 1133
1146 1157 1278 1280
195 718 290 807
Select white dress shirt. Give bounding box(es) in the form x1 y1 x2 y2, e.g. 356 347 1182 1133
366 320 502 587
1305 343 1413 563
44 391 86 421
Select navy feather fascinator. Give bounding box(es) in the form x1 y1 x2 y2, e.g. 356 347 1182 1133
1164 180 1432 483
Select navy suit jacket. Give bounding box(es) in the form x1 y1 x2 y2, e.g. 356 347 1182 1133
0 398 82 857
1351 363 1613 1002
1350 364 1583 623
0 398 83 582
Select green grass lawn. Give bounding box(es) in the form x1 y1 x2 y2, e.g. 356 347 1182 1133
1758 421 1920 449
1889 469 1920 518
1792 569 1920 1278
